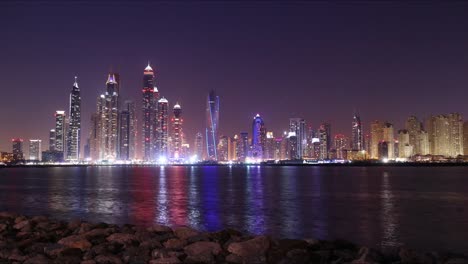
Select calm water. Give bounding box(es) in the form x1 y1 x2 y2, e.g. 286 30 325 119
0 166 468 253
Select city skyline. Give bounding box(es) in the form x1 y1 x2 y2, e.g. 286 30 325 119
1 2 468 152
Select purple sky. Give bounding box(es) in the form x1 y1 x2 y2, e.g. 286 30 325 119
1 2 468 153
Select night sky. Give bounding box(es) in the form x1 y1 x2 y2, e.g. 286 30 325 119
1 1 468 153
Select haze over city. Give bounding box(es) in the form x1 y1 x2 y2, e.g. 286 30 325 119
1 1 468 153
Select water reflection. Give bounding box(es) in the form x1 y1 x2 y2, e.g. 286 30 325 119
156 166 169 224
380 171 401 248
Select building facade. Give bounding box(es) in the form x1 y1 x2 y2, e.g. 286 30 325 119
172 103 183 159
206 90 220 161
142 63 159 161
157 97 169 160
351 114 363 151
251 114 266 160
55 111 66 158
29 139 42 161
66 76 81 161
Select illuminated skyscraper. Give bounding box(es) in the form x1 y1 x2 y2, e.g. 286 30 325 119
251 114 266 159
398 130 412 158
370 120 383 159
172 103 183 159
228 135 238 161
206 90 219 161
265 132 275 160
118 100 136 160
217 136 228 161
12 138 24 161
194 132 204 161
55 111 66 157
157 97 169 159
318 123 330 159
382 122 395 159
99 74 120 160
66 76 81 161
49 129 56 151
427 113 463 157
406 116 422 155
351 114 363 151
142 63 159 161
29 139 42 161
289 118 306 159
334 134 348 159
464 122 468 155
237 132 249 162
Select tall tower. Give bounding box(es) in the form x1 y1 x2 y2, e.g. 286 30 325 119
351 114 363 151
172 103 183 159
289 118 306 159
29 139 42 161
382 122 395 159
49 129 56 151
206 90 220 161
157 97 169 159
370 120 383 159
100 74 119 160
194 132 204 161
318 123 330 160
66 76 81 161
119 100 136 161
12 138 24 161
142 63 158 161
405 116 422 155
251 114 266 159
334 134 348 159
55 111 66 157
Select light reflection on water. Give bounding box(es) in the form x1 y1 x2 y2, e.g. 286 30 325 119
1 166 468 254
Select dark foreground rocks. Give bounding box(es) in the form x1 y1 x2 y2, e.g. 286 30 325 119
0 212 466 264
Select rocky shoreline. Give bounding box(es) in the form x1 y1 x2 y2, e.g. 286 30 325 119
0 212 466 264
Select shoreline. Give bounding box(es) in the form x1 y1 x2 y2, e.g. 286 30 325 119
2 162 468 168
0 212 467 264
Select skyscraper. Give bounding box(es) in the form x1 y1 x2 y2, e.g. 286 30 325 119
206 90 220 161
49 129 56 151
228 135 238 161
12 138 23 161
464 122 468 155
29 139 42 161
370 120 383 159
55 111 66 158
194 132 204 161
382 122 395 159
157 97 169 160
172 103 183 159
99 74 120 160
427 114 463 157
334 134 348 159
142 63 159 161
406 116 422 155
66 76 81 161
265 132 275 160
289 118 306 159
217 136 228 161
351 114 363 151
398 130 412 158
251 114 266 160
237 132 249 162
318 123 330 160
118 100 136 160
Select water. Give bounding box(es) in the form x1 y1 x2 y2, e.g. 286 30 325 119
0 165 467 254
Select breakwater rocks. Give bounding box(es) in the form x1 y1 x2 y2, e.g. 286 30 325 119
0 212 466 264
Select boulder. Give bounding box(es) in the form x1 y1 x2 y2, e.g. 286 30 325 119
163 238 187 250
106 233 138 245
173 227 200 240
184 241 222 256
13 220 30 230
94 254 123 264
149 256 182 264
351 247 384 264
228 236 270 258
23 254 50 264
58 235 92 251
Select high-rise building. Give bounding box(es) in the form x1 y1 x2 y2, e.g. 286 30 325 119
251 114 266 159
55 111 66 158
29 139 42 161
66 76 81 161
334 134 348 159
264 132 275 160
49 129 56 151
172 103 183 159
228 135 238 161
12 138 24 161
98 74 120 160
289 118 306 159
287 132 298 160
118 100 136 161
194 132 204 161
398 130 412 158
406 116 422 155
237 132 249 162
206 90 220 161
370 120 383 159
427 114 464 157
419 130 430 155
351 114 363 151
217 136 228 161
382 122 395 160
318 123 330 159
89 111 101 161
157 97 169 159
142 63 159 161
464 122 468 155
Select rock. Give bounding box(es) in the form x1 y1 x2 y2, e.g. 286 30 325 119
209 229 242 244
0 211 18 219
83 228 113 240
185 241 222 256
44 243 67 257
147 224 173 233
163 238 186 250
31 215 49 223
228 236 270 258
23 254 50 264
67 219 82 231
152 248 171 259
8 250 28 262
173 227 200 240
58 235 92 251
53 255 82 264
351 247 384 264
94 254 123 264
149 256 182 264
225 254 243 263
81 261 97 264
14 216 27 223
399 248 435 264
13 220 30 230
0 223 7 232
106 233 138 245
139 238 163 250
